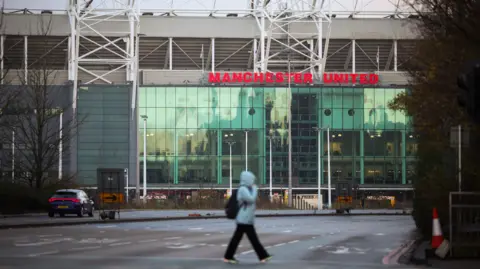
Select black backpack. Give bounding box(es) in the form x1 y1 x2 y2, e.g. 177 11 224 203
225 189 239 219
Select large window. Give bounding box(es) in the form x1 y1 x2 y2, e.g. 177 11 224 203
138 86 416 186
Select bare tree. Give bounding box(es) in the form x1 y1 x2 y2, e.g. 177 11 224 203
0 15 85 188
0 6 20 134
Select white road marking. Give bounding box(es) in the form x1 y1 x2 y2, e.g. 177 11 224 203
166 244 194 249
77 238 118 244
207 244 216 247
109 242 132 247
283 230 292 233
188 227 203 230
274 243 286 247
15 238 73 247
288 240 299 244
164 237 182 240
38 234 62 238
99 231 106 233
375 233 385 236
139 239 158 243
240 250 254 255
312 237 316 239
205 234 211 236
70 246 101 251
28 250 59 257
221 244 228 247
97 225 116 228
327 246 354 254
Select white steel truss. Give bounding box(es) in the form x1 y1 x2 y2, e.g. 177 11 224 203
252 0 332 81
68 0 140 114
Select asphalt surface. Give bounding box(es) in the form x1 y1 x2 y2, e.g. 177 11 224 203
0 215 425 269
0 209 407 227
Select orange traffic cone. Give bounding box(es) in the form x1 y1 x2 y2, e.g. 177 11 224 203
431 207 444 249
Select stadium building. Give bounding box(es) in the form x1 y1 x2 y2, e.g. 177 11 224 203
0 0 419 201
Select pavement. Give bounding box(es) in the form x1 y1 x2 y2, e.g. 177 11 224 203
0 215 421 269
0 209 408 229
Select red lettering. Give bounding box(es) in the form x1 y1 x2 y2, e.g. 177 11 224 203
222 73 231 83
333 73 345 83
209 72 377 85
254 72 263 83
265 72 274 83
323 73 333 83
369 74 379 84
359 74 368 84
275 72 284 83
232 73 243 83
350 73 358 84
303 73 313 84
208 72 221 83
294 73 302 84
243 72 252 83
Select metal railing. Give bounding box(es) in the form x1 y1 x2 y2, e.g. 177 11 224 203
449 192 480 258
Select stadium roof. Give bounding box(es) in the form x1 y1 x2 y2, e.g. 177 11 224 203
3 0 419 18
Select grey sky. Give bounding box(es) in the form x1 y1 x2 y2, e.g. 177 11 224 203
3 0 415 16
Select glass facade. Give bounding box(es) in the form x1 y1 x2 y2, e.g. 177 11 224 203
77 85 131 185
138 86 417 187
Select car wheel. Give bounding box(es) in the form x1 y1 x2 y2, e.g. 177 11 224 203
88 206 94 217
77 207 84 217
48 211 54 218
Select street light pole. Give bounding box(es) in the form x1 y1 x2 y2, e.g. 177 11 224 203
267 131 279 202
140 115 148 203
313 127 322 210
59 112 63 180
244 130 249 171
269 136 273 201
327 127 332 208
224 133 235 197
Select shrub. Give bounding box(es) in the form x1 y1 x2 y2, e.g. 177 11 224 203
0 180 79 214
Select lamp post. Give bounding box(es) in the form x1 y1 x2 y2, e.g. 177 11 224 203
326 127 331 208
59 112 63 180
224 133 235 197
267 130 280 202
244 130 249 171
140 115 148 203
312 127 322 210
313 126 332 209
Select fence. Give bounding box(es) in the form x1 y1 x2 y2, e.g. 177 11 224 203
449 192 480 258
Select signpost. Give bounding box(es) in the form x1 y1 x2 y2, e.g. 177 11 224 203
97 169 125 220
450 126 470 192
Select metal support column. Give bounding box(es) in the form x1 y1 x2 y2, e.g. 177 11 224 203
393 40 398 72
24 36 28 83
0 35 4 84
211 38 215 72
169 37 173 70
352 39 356 73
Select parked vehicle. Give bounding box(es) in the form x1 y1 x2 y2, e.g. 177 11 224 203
48 189 95 218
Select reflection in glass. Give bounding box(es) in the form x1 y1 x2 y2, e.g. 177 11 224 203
137 86 416 186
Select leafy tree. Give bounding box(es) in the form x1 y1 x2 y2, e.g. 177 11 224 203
390 0 480 235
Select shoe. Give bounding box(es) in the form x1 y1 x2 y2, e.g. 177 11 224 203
260 255 273 263
223 258 239 264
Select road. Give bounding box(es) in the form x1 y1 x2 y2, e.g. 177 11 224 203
0 215 423 269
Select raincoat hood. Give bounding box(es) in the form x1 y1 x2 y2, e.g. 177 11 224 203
239 171 255 187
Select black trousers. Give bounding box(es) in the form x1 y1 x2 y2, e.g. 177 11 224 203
224 224 269 260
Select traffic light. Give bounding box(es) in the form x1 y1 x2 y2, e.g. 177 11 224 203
457 61 480 123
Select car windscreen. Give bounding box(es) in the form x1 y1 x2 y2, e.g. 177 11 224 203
53 192 77 198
